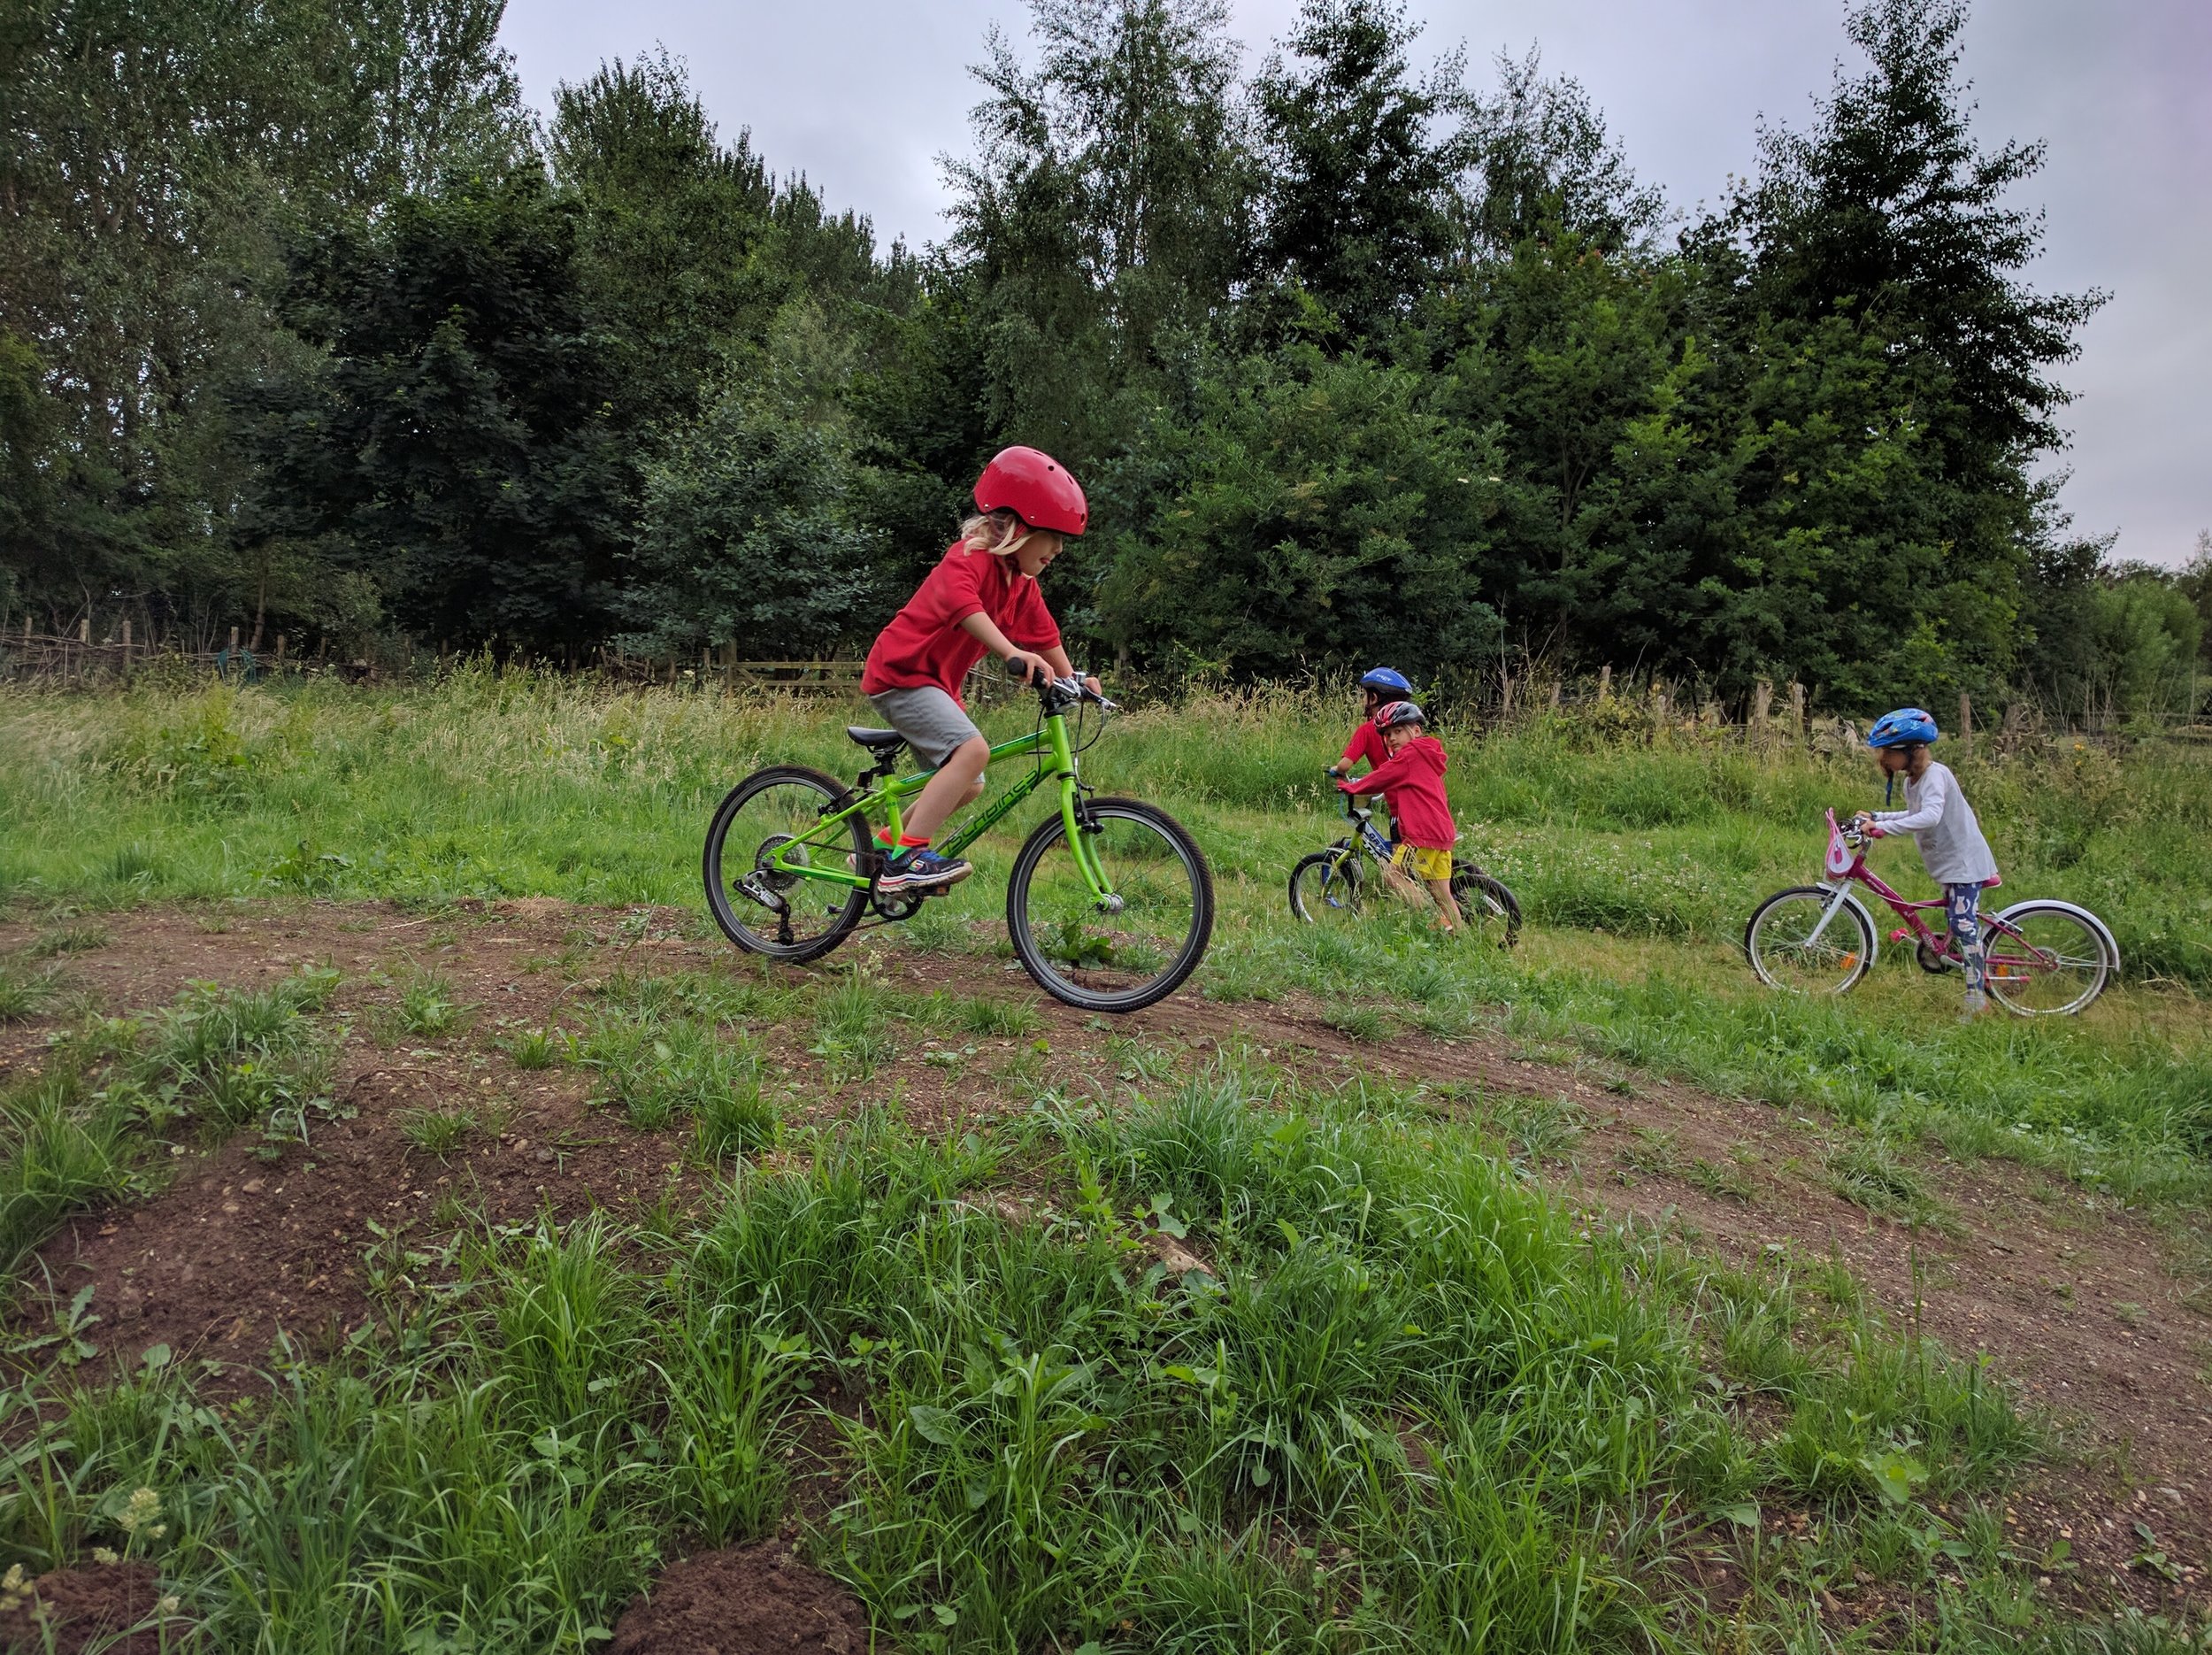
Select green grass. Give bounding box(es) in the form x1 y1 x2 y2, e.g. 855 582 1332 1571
0 972 338 1275
4 673 2207 1189
0 1068 2115 1651
1 674 2208 1648
398 1105 479 1156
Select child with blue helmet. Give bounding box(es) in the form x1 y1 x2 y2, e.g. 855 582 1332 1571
1328 668 1415 835
1853 708 2001 1020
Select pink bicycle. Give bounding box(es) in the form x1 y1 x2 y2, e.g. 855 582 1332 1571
1745 811 2118 1014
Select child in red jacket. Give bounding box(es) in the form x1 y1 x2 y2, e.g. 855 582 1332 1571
1335 700 1462 933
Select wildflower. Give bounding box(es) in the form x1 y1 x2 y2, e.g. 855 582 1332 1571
117 1486 161 1539
92 1547 119 1565
157 1595 181 1617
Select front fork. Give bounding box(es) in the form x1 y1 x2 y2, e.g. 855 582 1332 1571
1804 881 1861 950
1048 719 1121 912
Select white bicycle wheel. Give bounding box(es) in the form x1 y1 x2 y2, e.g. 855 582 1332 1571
1746 886 1877 995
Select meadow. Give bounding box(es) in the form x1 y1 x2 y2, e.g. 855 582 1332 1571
0 671 2208 1652
4 669 2208 1189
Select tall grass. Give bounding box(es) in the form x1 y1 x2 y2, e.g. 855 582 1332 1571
0 1070 2085 1651
4 674 2206 976
2 674 2207 1181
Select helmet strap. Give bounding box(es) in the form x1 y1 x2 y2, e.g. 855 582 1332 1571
1884 773 1895 806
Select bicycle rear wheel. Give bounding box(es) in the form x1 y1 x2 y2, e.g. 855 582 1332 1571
1985 902 2112 1015
1288 845 1367 924
703 766 870 962
1450 867 1522 949
1007 797 1214 1012
1746 886 1875 994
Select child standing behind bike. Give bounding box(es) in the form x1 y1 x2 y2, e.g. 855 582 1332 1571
1852 707 2000 1020
1329 667 1414 837
1336 700 1462 934
858 446 1098 894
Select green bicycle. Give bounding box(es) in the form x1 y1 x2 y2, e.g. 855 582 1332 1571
703 671 1215 1013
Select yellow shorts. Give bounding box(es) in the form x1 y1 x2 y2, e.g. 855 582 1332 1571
1392 843 1453 882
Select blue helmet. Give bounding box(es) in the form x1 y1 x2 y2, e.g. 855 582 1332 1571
1360 666 1413 697
1867 707 1939 749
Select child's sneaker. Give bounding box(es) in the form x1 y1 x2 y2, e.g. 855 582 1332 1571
1959 988 1989 1023
877 847 972 893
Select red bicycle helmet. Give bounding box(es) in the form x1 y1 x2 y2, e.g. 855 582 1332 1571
1373 699 1425 731
974 446 1087 535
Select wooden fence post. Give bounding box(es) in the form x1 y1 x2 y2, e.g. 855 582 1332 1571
274 633 287 669
79 618 90 643
1597 665 1612 704
1753 680 1773 734
1958 690 1972 760
1787 681 1805 740
120 619 132 658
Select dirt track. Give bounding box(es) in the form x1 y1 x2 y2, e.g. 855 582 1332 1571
2 897 2205 1614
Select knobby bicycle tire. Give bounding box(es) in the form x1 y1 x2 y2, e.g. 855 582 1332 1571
1288 847 1368 923
1452 867 1523 948
1006 797 1214 1012
703 765 871 963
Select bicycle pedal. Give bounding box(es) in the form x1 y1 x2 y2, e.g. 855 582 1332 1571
1887 928 1911 943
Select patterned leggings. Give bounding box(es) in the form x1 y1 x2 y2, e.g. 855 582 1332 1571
1945 883 1987 994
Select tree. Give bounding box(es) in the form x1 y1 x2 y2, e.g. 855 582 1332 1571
0 0 526 640
549 51 777 427
1098 344 1508 681
257 172 634 656
1248 0 1466 339
622 382 888 661
944 0 1250 458
1709 0 2099 461
1457 50 1665 257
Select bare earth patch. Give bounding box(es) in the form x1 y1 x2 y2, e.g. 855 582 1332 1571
607 1542 870 1655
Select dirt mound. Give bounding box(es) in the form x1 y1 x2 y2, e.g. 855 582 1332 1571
608 1544 870 1654
0 1561 173 1653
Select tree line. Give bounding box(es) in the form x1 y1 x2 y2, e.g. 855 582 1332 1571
4 0 2207 717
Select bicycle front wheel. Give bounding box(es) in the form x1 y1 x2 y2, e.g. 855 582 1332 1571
1451 867 1523 949
1985 901 2112 1015
1746 886 1875 994
1007 797 1214 1013
703 766 870 962
1289 846 1367 924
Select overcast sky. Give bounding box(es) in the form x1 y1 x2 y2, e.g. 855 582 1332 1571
498 0 2210 569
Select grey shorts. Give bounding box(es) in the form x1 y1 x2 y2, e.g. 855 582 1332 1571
866 685 982 768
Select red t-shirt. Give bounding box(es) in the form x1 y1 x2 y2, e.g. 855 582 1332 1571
860 544 1063 704
1337 734 1455 848
1339 721 1387 773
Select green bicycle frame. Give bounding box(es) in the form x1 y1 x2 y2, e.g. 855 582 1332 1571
765 706 1116 901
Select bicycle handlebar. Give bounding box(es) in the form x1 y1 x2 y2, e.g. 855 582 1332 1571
1003 658 1117 712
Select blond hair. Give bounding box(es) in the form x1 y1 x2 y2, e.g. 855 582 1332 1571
960 508 1059 558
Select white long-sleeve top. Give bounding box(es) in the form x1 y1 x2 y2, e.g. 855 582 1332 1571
1873 760 1999 886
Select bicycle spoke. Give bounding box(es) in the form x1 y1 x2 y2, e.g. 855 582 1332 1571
1010 800 1212 1012
1985 908 2108 1015
1747 889 1873 995
703 768 869 960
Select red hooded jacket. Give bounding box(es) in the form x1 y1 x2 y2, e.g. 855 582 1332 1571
1336 734 1455 850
